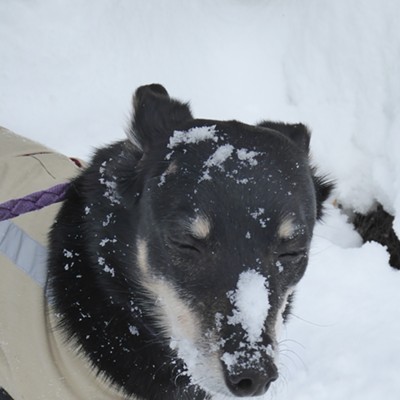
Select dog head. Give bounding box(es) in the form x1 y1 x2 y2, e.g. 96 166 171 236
126 84 331 397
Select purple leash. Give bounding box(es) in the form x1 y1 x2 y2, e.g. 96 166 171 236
0 182 70 222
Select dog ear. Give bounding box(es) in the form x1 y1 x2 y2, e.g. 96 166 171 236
258 121 311 152
313 173 334 219
259 120 333 218
129 84 193 154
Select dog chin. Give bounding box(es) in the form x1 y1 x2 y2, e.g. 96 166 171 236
186 359 233 398
168 333 229 397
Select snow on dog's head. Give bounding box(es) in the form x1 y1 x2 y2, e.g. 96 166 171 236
226 270 270 345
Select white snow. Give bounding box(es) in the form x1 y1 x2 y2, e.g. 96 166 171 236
167 125 218 149
104 265 115 278
2 1 400 398
223 270 273 376
275 260 284 274
200 144 264 182
227 270 270 345
102 213 114 227
221 345 273 375
129 325 139 336
236 148 261 167
200 143 234 181
281 224 400 400
204 144 234 169
249 209 269 229
99 164 121 205
62 249 74 259
250 208 265 220
62 249 79 272
97 256 115 277
99 237 117 247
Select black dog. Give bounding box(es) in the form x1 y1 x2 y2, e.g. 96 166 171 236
47 84 331 399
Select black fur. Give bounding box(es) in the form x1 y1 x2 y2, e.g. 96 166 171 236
353 204 400 269
47 84 332 399
258 120 331 220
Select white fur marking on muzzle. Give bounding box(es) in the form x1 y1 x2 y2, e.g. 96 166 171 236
136 238 199 342
274 287 295 342
136 238 227 396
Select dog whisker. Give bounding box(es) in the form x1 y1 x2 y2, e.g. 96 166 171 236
289 312 334 328
278 337 306 350
279 349 307 371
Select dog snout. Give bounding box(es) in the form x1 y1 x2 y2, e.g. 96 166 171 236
224 358 278 397
224 364 278 397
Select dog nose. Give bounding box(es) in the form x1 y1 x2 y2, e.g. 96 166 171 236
225 366 278 397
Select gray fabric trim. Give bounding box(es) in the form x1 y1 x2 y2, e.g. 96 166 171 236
0 220 47 288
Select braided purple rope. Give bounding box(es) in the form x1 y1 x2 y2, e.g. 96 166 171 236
0 182 70 222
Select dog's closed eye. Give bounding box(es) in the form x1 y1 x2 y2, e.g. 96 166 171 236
278 249 307 263
168 235 203 254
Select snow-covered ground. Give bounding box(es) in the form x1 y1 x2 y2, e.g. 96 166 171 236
1 1 399 399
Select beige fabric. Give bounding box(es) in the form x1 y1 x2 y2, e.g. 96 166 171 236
0 127 129 399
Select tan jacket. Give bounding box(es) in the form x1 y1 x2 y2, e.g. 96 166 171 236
0 127 127 399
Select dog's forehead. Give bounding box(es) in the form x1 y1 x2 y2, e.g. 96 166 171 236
166 122 284 158
161 122 307 185
151 123 314 236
